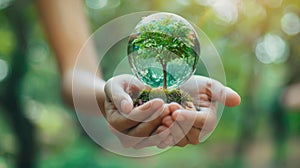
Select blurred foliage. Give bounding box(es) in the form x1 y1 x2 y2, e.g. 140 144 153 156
0 0 300 168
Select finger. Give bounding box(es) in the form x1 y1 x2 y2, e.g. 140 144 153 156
185 127 201 145
202 77 241 107
168 121 187 146
105 74 146 114
133 138 158 149
181 76 241 107
156 126 173 148
172 117 194 147
105 79 133 114
154 125 171 138
163 135 174 146
172 109 216 132
124 98 164 122
169 103 216 143
156 135 173 149
224 87 241 107
163 104 190 146
131 124 172 149
162 115 173 127
127 103 166 137
107 123 143 148
106 99 164 131
133 129 170 149
168 102 183 113
141 104 170 123
161 103 182 127
193 94 213 108
173 123 197 146
174 137 189 147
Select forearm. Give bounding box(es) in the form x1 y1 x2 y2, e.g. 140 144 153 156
35 0 105 113
35 0 98 74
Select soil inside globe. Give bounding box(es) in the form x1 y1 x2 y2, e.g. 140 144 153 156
133 88 196 111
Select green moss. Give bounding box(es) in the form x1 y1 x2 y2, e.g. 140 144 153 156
133 88 192 107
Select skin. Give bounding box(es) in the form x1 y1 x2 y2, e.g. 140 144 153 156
35 0 169 147
104 75 171 148
160 76 241 147
35 0 241 148
35 0 106 113
105 75 241 148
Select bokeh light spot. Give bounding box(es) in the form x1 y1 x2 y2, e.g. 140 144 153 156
106 0 120 8
195 0 215 6
255 41 271 64
28 43 49 64
255 34 288 64
0 0 12 10
85 0 107 9
176 0 190 6
0 156 8 168
241 1 266 19
281 12 300 36
211 0 238 24
0 59 8 82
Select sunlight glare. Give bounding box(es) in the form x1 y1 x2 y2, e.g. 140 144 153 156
255 34 288 64
211 0 238 24
281 12 300 36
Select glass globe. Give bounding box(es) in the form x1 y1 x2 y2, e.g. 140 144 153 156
127 12 200 89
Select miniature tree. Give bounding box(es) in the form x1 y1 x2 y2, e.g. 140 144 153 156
127 13 200 108
128 14 200 90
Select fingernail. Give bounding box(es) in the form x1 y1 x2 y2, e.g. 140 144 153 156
151 99 163 110
162 104 170 116
140 101 152 110
169 103 182 112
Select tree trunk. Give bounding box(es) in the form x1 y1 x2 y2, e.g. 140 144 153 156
158 57 167 90
162 63 167 89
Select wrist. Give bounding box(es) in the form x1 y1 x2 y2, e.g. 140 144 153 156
61 69 106 112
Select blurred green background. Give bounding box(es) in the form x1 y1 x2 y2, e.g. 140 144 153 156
0 0 300 168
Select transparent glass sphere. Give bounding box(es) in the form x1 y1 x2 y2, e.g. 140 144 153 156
127 12 200 89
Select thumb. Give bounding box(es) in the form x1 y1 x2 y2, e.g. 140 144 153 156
105 79 133 114
206 78 241 107
105 75 146 114
185 76 241 107
223 87 241 107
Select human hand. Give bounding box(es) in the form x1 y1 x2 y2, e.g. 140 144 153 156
104 74 171 148
159 75 241 147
